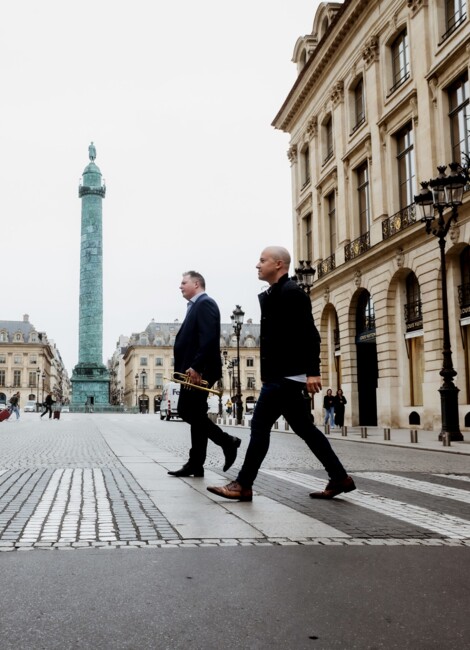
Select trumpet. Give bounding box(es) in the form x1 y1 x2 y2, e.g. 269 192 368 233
168 372 223 397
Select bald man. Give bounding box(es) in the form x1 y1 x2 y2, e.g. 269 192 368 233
207 246 355 502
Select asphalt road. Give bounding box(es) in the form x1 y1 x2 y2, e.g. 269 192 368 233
0 413 469 649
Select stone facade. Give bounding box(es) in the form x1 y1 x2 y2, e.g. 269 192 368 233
273 0 470 431
0 314 70 408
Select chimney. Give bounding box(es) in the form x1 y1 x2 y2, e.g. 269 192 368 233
23 314 29 323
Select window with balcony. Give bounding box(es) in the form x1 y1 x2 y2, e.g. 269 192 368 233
246 358 254 367
0 355 5 364
357 162 371 233
14 355 22 365
140 357 148 366
0 371 4 386
155 373 163 389
303 213 312 264
352 78 365 133
300 145 311 189
30 355 37 364
396 122 415 209
323 116 334 164
155 357 163 366
448 72 469 166
442 0 467 40
13 370 21 387
389 30 409 94
327 191 336 256
29 371 36 388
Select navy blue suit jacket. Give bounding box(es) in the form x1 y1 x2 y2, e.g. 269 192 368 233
174 293 222 387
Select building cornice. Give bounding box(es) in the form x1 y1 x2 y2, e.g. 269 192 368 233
272 0 371 133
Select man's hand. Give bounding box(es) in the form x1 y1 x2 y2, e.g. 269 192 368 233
306 376 322 394
186 367 203 386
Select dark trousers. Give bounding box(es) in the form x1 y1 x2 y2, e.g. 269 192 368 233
177 387 233 468
41 405 52 418
237 379 348 489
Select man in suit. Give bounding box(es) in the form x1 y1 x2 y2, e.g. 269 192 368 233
168 271 241 477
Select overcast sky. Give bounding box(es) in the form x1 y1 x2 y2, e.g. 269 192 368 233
0 0 321 374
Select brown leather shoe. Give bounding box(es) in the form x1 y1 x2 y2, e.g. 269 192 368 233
207 480 253 502
309 476 356 499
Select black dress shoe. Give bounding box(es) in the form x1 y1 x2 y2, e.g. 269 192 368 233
168 466 204 477
223 436 241 472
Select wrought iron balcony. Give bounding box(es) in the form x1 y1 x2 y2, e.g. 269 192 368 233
404 299 423 332
345 232 370 262
382 203 417 239
317 254 336 278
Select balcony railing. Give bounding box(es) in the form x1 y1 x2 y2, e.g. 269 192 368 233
404 299 423 332
317 254 336 278
387 72 410 96
440 12 467 42
345 232 370 262
458 282 470 316
382 203 417 239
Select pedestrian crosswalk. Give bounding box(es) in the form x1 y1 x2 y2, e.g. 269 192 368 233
1 465 470 549
260 470 470 539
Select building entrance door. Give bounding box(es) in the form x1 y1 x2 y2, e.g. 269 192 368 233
356 340 378 425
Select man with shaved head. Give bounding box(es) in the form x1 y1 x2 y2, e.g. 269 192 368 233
207 246 355 502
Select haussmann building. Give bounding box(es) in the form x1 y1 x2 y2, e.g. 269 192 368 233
272 0 469 434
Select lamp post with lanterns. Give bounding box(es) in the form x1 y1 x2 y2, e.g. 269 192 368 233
414 162 468 442
231 305 245 424
41 371 46 405
134 373 139 407
293 260 316 294
140 368 147 413
36 368 41 411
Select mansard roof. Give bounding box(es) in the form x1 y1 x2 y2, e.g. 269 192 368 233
129 319 260 347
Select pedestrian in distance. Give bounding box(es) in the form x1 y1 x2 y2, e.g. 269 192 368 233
323 388 335 428
40 393 54 419
9 392 20 420
225 399 233 416
334 388 347 428
167 270 241 478
207 246 356 502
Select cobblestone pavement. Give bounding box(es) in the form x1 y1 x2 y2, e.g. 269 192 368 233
0 414 469 551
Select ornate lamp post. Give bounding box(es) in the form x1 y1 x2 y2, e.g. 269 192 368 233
140 369 147 413
36 368 40 411
41 371 46 404
135 372 139 407
231 305 245 424
414 162 468 441
294 260 316 294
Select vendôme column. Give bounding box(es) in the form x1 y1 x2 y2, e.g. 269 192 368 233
71 143 110 407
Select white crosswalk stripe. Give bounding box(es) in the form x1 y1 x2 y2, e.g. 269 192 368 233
260 470 470 539
352 472 470 504
434 474 470 483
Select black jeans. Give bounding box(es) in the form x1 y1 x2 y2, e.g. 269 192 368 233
41 405 52 418
177 386 233 468
237 379 348 488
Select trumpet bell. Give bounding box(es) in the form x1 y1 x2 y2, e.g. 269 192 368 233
169 372 223 397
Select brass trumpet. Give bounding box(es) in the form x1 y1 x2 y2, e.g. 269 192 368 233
168 372 223 397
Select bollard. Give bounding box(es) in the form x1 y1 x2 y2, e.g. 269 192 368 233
325 424 330 435
361 427 368 438
273 421 278 430
410 429 418 443
442 432 451 447
341 426 347 436
384 427 390 441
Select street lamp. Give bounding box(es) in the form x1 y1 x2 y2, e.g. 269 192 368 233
294 260 316 293
231 304 245 424
41 371 46 404
36 368 40 411
135 372 138 407
414 162 468 441
140 369 147 413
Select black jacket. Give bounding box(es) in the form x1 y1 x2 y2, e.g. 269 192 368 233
173 293 222 386
258 273 321 381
